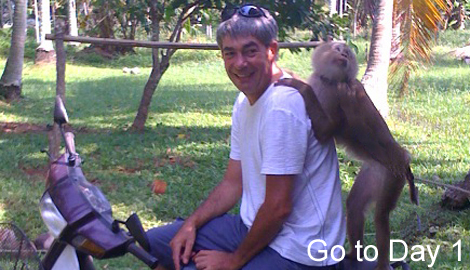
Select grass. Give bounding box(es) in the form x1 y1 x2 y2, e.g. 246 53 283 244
1 28 470 269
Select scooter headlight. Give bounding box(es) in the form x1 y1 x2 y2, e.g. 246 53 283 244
39 192 67 238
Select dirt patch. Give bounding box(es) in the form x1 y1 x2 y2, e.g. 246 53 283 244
0 122 106 134
19 164 48 180
0 122 49 134
155 148 196 169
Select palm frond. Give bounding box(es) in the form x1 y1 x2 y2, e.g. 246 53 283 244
390 0 449 95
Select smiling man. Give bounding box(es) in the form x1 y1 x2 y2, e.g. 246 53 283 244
147 5 345 270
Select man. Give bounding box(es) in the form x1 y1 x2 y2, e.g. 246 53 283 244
147 5 345 270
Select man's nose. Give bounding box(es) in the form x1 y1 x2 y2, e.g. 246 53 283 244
234 54 248 68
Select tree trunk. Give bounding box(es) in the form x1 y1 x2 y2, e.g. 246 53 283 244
352 2 358 37
330 0 337 16
33 0 40 42
131 1 163 131
206 24 212 39
0 0 4 28
0 0 27 101
338 0 344 17
458 4 465 30
131 1 196 131
441 170 470 210
7 0 12 24
36 0 56 63
329 0 337 16
131 51 166 131
361 0 393 118
49 20 67 158
68 0 79 45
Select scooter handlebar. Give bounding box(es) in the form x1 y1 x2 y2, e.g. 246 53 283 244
127 242 159 269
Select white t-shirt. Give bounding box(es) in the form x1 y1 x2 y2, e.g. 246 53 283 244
229 77 346 266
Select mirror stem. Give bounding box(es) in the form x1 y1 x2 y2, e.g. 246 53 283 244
59 124 76 166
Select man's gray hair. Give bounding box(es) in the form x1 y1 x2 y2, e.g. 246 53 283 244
216 7 278 49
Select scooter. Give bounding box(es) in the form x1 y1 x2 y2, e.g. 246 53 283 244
39 96 159 270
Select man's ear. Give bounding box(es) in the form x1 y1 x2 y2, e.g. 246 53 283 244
268 41 278 61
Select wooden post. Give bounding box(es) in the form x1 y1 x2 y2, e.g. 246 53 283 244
55 20 66 100
48 19 66 159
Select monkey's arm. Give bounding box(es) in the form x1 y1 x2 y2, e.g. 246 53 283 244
275 78 339 143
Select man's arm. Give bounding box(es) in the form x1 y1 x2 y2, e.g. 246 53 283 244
170 158 243 270
193 174 294 270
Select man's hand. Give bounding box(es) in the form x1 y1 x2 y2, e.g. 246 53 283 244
193 250 242 270
170 222 197 270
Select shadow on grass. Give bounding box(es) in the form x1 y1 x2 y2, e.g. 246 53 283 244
2 75 237 128
66 47 222 69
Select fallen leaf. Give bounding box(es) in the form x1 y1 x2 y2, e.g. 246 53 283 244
151 179 167 194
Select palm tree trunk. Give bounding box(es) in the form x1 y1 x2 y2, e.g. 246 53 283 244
68 0 79 45
33 0 40 42
36 0 55 63
329 0 337 16
0 0 27 101
361 0 393 118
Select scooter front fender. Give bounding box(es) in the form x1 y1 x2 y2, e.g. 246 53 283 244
52 244 79 270
43 240 80 270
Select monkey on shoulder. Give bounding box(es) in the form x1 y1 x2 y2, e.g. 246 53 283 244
277 42 418 270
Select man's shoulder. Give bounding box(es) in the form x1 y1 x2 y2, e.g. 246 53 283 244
269 83 305 112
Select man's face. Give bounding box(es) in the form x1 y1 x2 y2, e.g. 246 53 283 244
221 35 277 104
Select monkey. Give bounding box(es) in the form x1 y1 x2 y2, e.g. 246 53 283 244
276 42 419 270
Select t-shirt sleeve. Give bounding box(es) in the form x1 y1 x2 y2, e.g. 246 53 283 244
260 108 309 175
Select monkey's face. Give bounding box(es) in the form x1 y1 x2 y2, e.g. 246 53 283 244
312 42 358 82
324 43 352 81
221 35 277 104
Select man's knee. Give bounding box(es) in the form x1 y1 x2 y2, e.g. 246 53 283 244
147 220 184 268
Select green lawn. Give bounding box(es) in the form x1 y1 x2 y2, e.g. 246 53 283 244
1 29 470 269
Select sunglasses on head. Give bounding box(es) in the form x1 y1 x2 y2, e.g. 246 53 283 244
221 4 267 22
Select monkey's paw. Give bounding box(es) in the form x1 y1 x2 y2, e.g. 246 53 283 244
337 82 355 97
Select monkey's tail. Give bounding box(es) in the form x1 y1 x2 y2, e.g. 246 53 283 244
406 167 419 205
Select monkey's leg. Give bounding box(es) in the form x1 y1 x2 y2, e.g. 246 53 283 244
346 163 377 260
374 171 405 270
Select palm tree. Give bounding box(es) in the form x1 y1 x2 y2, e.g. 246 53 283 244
0 0 27 101
390 0 448 95
361 0 448 117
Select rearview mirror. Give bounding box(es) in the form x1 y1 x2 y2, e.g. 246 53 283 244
53 96 69 125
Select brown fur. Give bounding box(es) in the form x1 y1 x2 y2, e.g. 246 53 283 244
277 42 418 270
